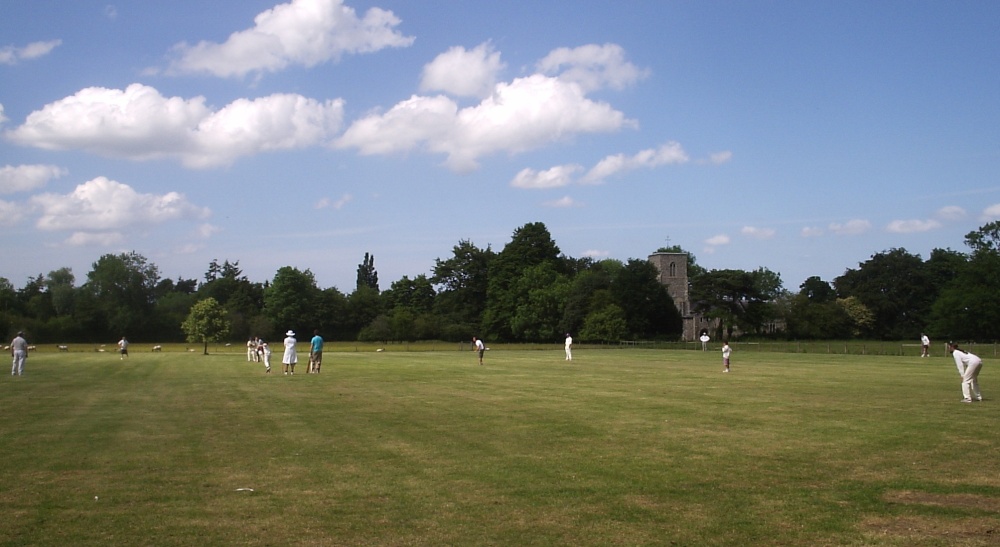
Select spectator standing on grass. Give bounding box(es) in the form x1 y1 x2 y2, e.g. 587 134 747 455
722 341 732 373
947 341 983 403
700 333 710 351
309 330 324 374
473 336 485 366
565 333 573 361
118 337 129 360
921 333 930 357
10 331 27 376
283 330 297 375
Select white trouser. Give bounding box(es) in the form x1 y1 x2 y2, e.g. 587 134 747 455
11 350 26 375
565 347 572 360
961 358 983 401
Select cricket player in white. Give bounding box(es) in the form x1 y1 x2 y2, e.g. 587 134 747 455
948 342 983 403
10 332 27 376
564 333 573 361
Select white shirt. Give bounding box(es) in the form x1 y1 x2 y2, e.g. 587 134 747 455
565 336 573 348
952 349 981 375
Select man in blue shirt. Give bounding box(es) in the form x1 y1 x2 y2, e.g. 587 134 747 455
309 330 324 374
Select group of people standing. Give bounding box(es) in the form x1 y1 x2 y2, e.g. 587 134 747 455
5 329 987 403
261 330 324 376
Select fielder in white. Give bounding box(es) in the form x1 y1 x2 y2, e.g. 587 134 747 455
10 331 27 376
564 333 573 361
947 341 983 403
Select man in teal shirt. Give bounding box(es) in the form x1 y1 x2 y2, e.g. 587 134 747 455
309 330 324 373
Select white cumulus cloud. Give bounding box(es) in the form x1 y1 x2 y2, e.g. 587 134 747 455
165 0 413 77
337 74 634 172
5 84 344 168
886 219 942 234
981 203 1000 221
536 43 649 93
741 226 776 239
31 176 210 233
581 141 688 184
705 234 731 246
197 223 221 238
828 219 871 236
0 199 26 226
64 231 125 247
935 205 966 221
510 164 582 189
316 193 353 210
544 196 580 208
0 164 67 194
0 39 61 65
420 43 505 99
708 151 733 165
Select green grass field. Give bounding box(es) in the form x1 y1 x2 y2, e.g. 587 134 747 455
1 346 997 546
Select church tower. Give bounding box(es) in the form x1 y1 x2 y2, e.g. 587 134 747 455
648 252 698 341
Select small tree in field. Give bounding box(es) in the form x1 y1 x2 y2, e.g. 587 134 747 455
182 297 231 355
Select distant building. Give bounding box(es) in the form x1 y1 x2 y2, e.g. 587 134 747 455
648 251 713 342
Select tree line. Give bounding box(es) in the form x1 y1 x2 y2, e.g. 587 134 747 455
3 221 1000 345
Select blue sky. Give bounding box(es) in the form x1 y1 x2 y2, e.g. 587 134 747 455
1 0 998 293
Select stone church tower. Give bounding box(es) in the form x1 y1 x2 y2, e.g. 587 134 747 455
648 252 700 341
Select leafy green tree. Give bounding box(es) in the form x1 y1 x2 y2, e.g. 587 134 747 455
507 263 570 342
483 222 562 341
834 248 932 339
432 239 494 336
358 314 391 344
785 277 851 339
837 296 876 337
83 251 160 340
347 286 383 340
927 224 1000 340
744 268 785 336
45 268 75 317
182 297 231 355
383 275 436 314
0 278 20 340
388 308 417 342
0 278 16 314
315 287 349 340
264 267 321 338
962 220 1000 254
579 304 628 343
786 294 852 339
197 259 264 340
357 252 379 292
924 248 966 289
799 276 836 303
153 292 197 342
560 266 614 338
